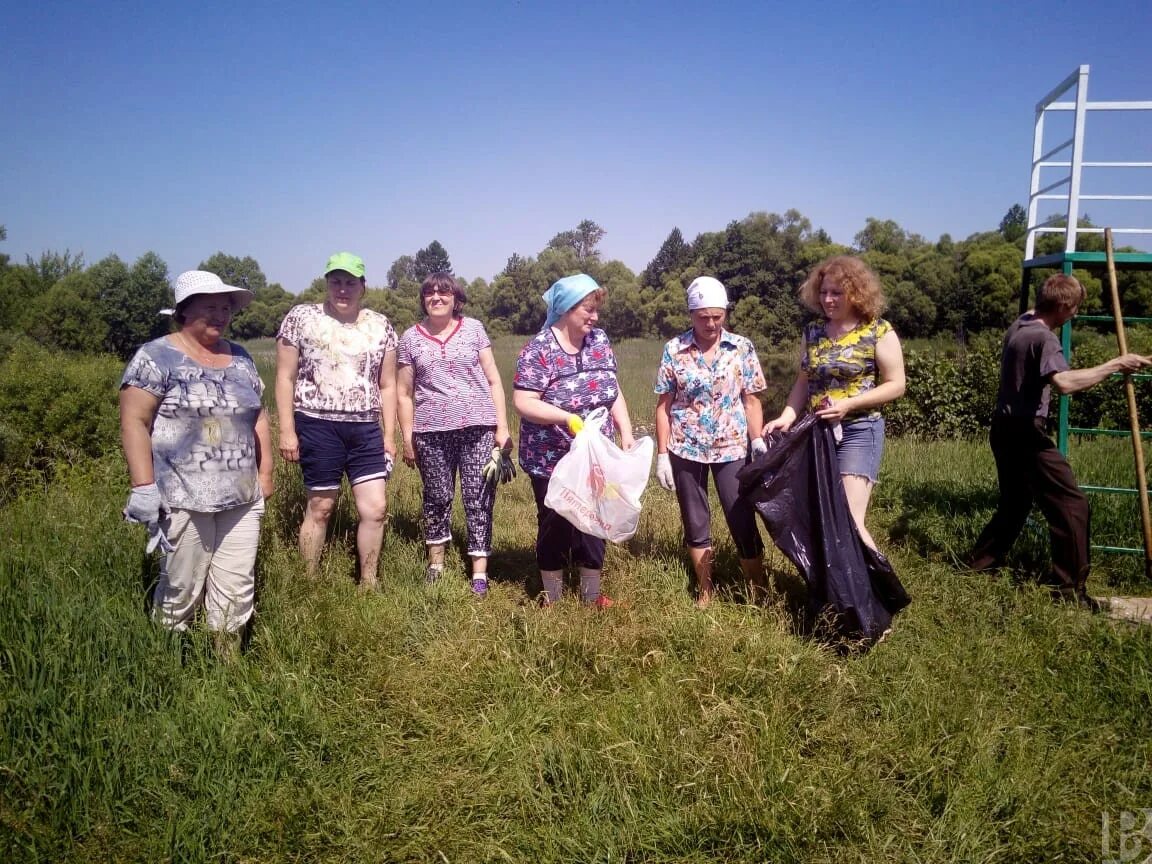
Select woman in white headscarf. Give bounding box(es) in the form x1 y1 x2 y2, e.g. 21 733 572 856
653 276 768 607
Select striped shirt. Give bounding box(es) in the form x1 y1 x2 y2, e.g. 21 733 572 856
396 316 498 432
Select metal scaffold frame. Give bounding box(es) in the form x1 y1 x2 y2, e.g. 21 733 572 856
1020 65 1152 570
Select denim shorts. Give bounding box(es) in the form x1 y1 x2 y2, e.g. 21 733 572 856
295 412 393 491
836 416 885 483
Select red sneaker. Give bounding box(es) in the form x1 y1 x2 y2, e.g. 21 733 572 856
590 595 616 610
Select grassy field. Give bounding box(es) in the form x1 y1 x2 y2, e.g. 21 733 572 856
2 335 1151 862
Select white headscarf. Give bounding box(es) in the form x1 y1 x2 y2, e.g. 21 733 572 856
686 276 728 310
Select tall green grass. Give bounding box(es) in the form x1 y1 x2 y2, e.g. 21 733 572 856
1 336 1150 862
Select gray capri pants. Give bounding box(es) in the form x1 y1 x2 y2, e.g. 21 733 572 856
669 452 764 559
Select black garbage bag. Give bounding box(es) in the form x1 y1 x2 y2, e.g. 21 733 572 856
737 414 910 642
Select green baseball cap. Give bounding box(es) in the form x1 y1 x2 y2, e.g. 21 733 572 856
324 252 365 279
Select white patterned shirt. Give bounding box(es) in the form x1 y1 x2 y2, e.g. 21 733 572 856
277 304 397 422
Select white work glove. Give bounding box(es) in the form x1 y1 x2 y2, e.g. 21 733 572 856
656 453 675 491
124 483 163 525
145 523 175 555
750 437 768 458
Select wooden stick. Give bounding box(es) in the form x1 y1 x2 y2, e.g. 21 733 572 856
1105 228 1152 578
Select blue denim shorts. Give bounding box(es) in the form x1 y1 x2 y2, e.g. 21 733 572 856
836 416 885 483
295 412 393 491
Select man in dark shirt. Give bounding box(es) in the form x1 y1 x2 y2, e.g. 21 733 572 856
968 274 1151 609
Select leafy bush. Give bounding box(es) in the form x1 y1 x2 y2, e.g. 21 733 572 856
0 336 122 496
886 333 1001 438
1068 327 1152 431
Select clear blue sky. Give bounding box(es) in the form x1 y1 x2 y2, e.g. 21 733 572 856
3 0 1151 291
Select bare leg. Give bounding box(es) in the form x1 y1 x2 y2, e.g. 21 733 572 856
300 490 339 576
425 541 447 583
350 479 388 590
740 556 768 603
688 546 714 608
842 474 877 550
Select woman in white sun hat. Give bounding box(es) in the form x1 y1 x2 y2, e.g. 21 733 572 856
120 270 273 652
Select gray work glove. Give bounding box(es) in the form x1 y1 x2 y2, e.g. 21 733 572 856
750 437 768 457
124 483 164 525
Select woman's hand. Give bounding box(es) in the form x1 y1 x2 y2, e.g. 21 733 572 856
402 438 416 468
279 431 300 463
260 473 275 499
763 413 795 435
814 398 853 424
620 430 635 451
496 425 513 452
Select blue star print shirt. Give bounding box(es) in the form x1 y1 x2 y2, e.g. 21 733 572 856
513 327 619 479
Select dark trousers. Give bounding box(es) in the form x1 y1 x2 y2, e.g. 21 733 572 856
669 453 764 560
530 476 606 571
969 417 1090 592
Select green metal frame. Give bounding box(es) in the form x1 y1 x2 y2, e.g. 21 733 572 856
1020 253 1152 557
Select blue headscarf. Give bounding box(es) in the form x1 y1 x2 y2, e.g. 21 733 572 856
542 273 601 327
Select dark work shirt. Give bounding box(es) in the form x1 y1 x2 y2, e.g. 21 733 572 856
994 313 1070 419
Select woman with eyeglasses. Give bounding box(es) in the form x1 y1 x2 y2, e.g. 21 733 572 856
396 272 512 596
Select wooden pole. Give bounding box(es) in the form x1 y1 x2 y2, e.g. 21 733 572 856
1105 228 1152 579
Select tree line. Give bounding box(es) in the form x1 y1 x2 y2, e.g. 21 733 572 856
1 209 1150 360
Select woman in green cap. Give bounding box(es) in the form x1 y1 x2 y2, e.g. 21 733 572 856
275 252 398 590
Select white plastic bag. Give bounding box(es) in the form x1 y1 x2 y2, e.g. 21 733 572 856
545 407 655 542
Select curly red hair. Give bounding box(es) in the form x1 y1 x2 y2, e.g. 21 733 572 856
799 255 885 322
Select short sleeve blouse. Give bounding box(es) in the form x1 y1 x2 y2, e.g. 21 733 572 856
513 327 619 479
801 318 893 421
653 329 766 463
396 316 498 433
121 337 264 512
277 303 397 422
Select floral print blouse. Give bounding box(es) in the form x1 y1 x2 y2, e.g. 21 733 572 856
654 329 766 463
801 318 893 421
277 304 397 423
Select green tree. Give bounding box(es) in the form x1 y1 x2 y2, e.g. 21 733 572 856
885 280 937 339
25 250 85 288
95 252 173 359
957 234 1022 333
999 204 1028 244
641 227 692 290
413 241 452 281
387 255 418 290
0 225 8 269
547 220 606 265
0 265 46 331
25 270 109 353
198 252 268 294
488 254 547 335
592 260 643 338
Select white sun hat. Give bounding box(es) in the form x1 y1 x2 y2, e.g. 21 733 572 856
172 270 254 310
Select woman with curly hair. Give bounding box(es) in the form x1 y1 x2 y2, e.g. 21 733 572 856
764 255 906 549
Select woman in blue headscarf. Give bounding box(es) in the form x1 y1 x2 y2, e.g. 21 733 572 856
512 274 635 607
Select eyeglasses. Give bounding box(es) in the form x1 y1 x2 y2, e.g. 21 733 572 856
421 287 455 297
